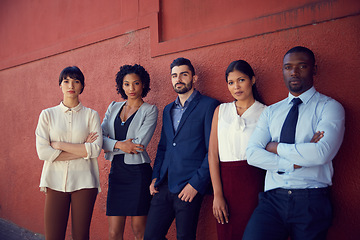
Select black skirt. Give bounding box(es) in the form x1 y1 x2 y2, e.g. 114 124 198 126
106 108 152 216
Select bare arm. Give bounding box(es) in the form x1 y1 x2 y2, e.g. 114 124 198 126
208 106 229 224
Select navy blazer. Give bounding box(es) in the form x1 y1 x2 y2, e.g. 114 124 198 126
152 92 219 195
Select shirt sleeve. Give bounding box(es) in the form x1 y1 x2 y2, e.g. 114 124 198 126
35 110 62 162
83 110 103 159
277 99 345 167
246 108 294 172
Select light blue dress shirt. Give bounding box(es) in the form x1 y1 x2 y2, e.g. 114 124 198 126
246 87 345 191
171 89 198 131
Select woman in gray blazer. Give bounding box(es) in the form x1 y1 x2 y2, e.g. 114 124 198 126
101 64 158 240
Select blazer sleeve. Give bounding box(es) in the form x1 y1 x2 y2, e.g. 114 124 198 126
152 108 168 180
188 99 220 194
84 110 103 159
101 101 126 154
35 110 62 162
132 104 158 151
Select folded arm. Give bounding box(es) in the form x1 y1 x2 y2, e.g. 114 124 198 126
277 100 345 167
102 103 158 154
246 109 294 173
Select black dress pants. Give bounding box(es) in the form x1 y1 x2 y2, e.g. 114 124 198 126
243 187 332 240
144 181 203 240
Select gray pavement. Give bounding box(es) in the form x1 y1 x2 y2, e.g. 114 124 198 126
0 218 44 240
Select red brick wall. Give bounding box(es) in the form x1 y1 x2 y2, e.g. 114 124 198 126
0 0 359 239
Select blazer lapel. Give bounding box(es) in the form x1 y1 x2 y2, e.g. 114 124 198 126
174 93 201 137
109 102 125 139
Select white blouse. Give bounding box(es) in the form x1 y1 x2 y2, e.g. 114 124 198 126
218 100 266 162
35 102 102 192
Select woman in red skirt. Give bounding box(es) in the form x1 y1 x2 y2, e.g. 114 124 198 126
208 60 266 239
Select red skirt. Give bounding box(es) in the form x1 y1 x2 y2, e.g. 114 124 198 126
216 160 265 240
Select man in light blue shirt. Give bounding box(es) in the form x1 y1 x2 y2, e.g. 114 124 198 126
243 46 345 240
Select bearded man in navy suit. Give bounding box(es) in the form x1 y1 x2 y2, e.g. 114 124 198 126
144 57 220 240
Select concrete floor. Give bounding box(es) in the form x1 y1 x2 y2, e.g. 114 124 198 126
0 218 44 240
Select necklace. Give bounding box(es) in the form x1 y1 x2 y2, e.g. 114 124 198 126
120 102 142 125
235 103 252 109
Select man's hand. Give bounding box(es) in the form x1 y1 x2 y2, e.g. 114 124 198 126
178 183 198 202
149 178 159 195
266 142 279 154
310 131 324 143
294 131 324 169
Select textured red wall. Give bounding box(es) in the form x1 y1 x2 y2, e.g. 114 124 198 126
0 0 359 239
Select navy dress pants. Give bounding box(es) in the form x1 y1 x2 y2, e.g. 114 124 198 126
144 181 203 240
243 188 332 240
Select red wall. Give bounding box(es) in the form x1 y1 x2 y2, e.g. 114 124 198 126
0 0 359 239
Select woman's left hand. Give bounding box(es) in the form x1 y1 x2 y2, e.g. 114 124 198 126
213 194 229 224
50 141 62 150
85 132 98 143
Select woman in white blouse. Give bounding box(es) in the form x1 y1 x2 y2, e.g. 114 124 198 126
208 60 266 240
35 66 102 240
101 64 158 240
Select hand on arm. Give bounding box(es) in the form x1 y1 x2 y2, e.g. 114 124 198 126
85 132 99 143
265 131 324 169
310 131 324 143
293 131 324 169
114 138 144 154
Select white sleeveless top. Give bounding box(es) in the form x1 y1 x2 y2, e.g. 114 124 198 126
218 100 266 162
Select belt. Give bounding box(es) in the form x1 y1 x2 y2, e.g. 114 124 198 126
270 187 329 196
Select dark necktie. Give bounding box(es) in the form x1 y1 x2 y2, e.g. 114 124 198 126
280 98 303 144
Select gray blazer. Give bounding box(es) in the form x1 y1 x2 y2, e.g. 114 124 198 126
101 101 158 164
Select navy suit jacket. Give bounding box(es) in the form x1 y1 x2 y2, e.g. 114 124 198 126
152 92 219 195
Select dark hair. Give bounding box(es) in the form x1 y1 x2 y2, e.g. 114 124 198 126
59 66 85 94
115 64 151 99
284 46 316 66
170 57 195 76
225 60 263 103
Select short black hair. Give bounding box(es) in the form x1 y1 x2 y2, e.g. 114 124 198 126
284 46 316 66
59 66 85 94
225 60 263 103
115 64 151 99
170 57 195 76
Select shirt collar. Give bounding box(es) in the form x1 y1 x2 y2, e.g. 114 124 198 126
59 101 83 113
287 86 316 105
174 89 199 107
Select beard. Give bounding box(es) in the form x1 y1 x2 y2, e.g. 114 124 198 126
173 81 193 94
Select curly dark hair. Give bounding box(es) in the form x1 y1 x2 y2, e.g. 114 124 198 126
115 64 151 99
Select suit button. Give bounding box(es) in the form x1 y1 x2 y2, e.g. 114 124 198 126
173 143 176 146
